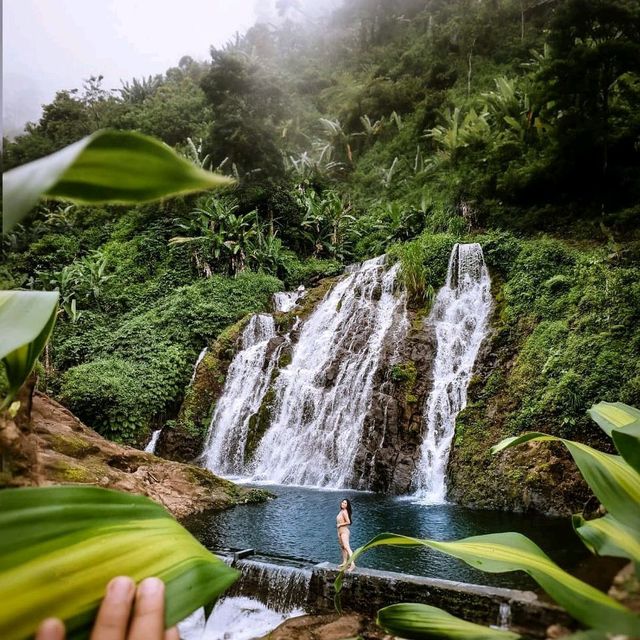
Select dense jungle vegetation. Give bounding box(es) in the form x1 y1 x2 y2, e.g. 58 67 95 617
2 0 639 454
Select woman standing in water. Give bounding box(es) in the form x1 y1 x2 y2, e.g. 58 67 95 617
337 498 355 571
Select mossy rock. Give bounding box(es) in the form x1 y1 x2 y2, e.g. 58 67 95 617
49 433 99 459
244 386 277 462
50 460 98 483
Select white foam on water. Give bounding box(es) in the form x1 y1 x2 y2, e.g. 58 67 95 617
178 598 304 640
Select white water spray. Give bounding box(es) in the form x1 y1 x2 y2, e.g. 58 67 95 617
249 256 407 487
202 314 279 474
273 286 305 313
144 429 161 454
414 243 491 503
189 346 209 386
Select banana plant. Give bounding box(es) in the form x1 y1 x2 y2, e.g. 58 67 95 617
335 402 640 639
0 487 238 640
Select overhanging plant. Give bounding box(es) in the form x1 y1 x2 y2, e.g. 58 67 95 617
0 487 238 640
334 401 640 639
1 130 235 639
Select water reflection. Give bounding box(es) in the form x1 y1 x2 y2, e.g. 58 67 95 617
183 484 587 590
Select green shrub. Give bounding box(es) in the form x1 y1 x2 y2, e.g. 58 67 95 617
389 232 456 308
56 272 282 441
279 252 342 288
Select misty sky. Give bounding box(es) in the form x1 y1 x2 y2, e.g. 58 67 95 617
2 0 273 137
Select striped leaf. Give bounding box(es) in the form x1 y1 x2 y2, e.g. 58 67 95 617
573 514 640 568
376 603 520 639
0 487 238 640
491 433 640 531
335 532 640 636
0 291 59 409
588 402 640 473
2 130 233 232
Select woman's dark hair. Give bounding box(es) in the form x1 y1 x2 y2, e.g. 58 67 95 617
342 498 353 524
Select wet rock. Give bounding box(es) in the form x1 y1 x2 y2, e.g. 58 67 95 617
351 309 436 493
6 391 265 518
261 612 386 640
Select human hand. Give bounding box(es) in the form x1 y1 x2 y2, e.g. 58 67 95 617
36 576 179 640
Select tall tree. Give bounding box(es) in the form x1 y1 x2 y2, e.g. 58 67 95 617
542 0 640 180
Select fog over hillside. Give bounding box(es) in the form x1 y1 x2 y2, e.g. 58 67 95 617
2 0 341 138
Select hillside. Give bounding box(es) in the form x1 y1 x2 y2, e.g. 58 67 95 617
2 0 639 514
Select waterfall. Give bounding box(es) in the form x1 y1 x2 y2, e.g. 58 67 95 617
202 314 280 474
497 602 512 629
273 286 305 313
144 429 161 454
229 560 312 612
414 243 491 503
249 256 407 487
189 346 209 386
178 597 303 640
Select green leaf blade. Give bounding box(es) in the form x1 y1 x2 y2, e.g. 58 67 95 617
0 487 238 640
573 514 640 567
0 291 59 406
376 603 521 640
336 532 640 636
2 130 234 231
588 402 640 473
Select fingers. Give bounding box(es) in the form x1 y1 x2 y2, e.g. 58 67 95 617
39 576 168 640
128 577 166 640
91 576 135 640
164 626 180 640
36 618 65 640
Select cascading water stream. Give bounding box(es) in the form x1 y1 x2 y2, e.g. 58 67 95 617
144 429 161 454
229 560 312 612
202 314 281 474
273 286 305 313
249 256 407 487
414 243 492 503
189 346 209 385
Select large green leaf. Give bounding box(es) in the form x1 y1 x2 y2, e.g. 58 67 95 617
573 514 640 568
335 532 640 636
0 291 59 408
0 486 239 640
376 603 520 640
588 402 640 473
2 130 233 232
491 433 640 531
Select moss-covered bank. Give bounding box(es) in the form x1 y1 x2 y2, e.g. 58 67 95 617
446 232 640 514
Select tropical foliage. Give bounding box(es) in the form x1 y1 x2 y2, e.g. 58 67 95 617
0 487 238 640
2 0 639 635
334 401 640 639
1 130 237 638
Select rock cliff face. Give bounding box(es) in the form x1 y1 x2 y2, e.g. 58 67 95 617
169 269 439 494
352 311 437 493
446 281 591 516
0 389 266 518
164 263 594 516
